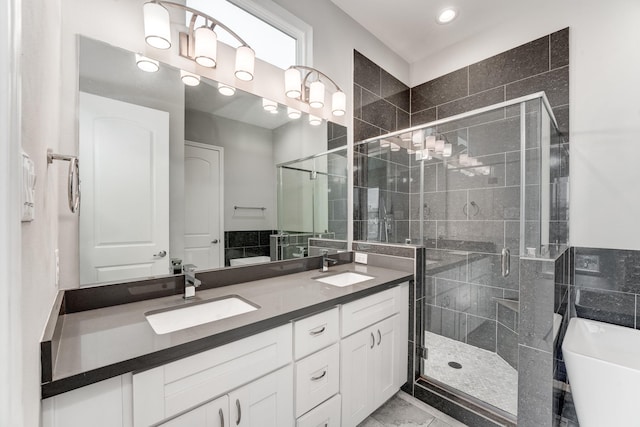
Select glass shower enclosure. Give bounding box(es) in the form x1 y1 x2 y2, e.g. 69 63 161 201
275 147 348 260
354 92 566 421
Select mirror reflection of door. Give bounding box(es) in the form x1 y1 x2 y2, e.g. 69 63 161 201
79 92 170 285
184 141 223 270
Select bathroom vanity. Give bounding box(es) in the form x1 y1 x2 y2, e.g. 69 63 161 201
41 258 411 427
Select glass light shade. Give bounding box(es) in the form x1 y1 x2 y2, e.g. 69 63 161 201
287 107 301 119
284 68 301 98
143 2 171 49
380 139 391 148
390 143 400 152
332 91 346 116
135 54 159 72
262 98 278 112
180 70 200 86
412 129 424 146
435 139 445 154
309 81 325 108
401 133 412 142
308 114 322 126
235 46 255 81
425 135 436 150
218 83 235 96
194 26 217 68
443 143 453 157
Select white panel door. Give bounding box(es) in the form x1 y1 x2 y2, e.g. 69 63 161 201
184 142 223 270
228 366 293 427
79 92 170 285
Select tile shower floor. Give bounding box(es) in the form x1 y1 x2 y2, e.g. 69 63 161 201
358 392 468 427
423 332 518 416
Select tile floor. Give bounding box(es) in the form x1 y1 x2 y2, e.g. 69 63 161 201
358 392 468 427
423 331 518 415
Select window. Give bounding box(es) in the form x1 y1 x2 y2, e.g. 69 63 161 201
186 0 310 69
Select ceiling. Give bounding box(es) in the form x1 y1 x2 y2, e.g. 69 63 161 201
330 0 535 64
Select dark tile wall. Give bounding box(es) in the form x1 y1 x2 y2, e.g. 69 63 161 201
353 50 412 244
327 146 349 240
224 230 274 266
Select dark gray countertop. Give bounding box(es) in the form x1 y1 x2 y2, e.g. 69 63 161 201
43 262 412 398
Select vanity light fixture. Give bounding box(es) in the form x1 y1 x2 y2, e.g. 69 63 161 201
143 1 255 80
180 70 200 86
434 139 445 154
412 129 425 147
425 135 436 150
443 143 453 157
135 53 160 72
284 65 346 117
287 107 301 119
436 7 458 24
217 83 236 96
308 114 322 126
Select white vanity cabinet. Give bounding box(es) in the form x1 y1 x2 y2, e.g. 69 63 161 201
339 283 409 427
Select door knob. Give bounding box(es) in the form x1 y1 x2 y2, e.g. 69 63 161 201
211 239 219 244
154 250 167 258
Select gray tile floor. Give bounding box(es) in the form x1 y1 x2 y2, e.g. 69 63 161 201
423 331 518 415
358 392 468 427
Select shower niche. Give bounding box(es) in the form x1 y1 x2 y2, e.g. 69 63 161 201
354 92 568 423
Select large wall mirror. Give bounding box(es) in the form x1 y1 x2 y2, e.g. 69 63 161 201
78 36 348 287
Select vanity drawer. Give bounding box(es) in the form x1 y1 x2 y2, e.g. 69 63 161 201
340 286 402 337
296 393 341 427
295 343 340 417
294 307 339 360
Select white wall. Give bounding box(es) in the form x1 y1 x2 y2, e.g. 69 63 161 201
410 0 640 251
19 0 63 425
186 111 277 231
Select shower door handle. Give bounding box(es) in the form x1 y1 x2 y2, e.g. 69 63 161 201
501 248 510 277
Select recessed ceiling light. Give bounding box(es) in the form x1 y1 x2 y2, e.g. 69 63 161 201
437 8 458 24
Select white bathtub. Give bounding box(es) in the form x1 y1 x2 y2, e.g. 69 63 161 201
562 317 640 427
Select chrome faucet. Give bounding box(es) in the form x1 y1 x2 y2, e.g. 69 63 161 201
183 264 201 299
320 250 338 272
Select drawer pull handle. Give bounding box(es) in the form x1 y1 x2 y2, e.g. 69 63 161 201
377 329 382 346
219 408 224 427
309 325 326 336
311 370 327 381
370 332 375 349
236 399 241 425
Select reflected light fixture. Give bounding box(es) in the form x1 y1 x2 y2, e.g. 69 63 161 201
425 135 436 150
143 1 255 80
287 107 301 119
262 98 278 112
218 83 236 96
412 129 425 147
284 65 346 117
435 139 445 154
380 139 391 148
436 8 458 24
180 70 200 86
135 53 159 72
443 143 453 157
309 114 322 126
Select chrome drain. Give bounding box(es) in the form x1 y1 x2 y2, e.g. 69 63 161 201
448 361 462 369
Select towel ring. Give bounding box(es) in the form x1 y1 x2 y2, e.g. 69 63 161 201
47 149 80 213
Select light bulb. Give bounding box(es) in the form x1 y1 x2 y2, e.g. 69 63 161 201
194 26 217 68
309 81 325 108
284 68 301 98
135 54 159 72
218 83 235 96
143 2 171 49
235 45 255 81
180 70 200 86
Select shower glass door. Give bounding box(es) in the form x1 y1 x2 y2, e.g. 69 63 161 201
354 93 561 421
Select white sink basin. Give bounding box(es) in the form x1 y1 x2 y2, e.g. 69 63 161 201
314 272 374 287
145 296 259 334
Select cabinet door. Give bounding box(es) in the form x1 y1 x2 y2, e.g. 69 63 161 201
373 315 398 406
340 327 375 427
228 366 293 427
160 395 228 427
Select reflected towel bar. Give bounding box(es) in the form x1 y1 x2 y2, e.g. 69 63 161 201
234 206 266 211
